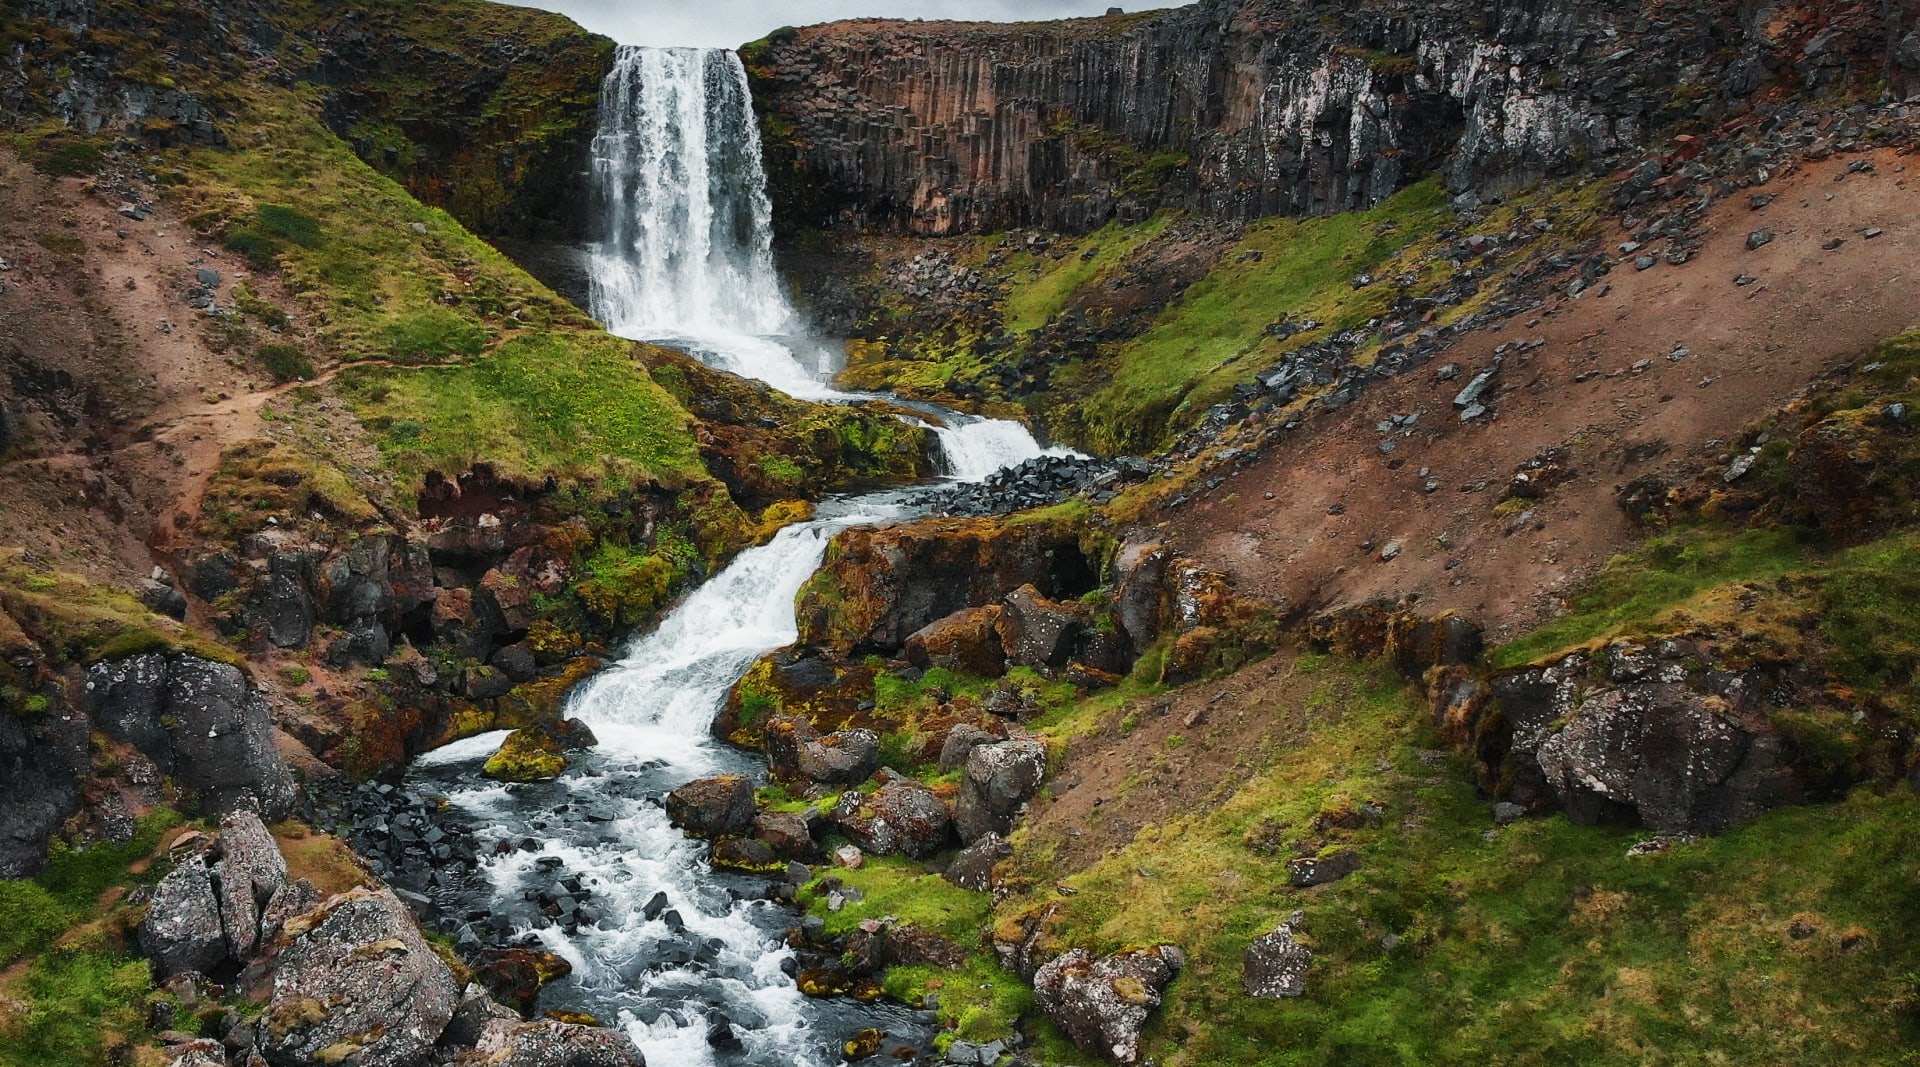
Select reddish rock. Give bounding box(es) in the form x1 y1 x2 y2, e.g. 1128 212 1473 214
752 811 819 860
833 780 955 858
904 605 1007 677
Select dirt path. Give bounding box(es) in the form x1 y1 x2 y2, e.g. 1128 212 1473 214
1160 148 1919 643
0 148 368 578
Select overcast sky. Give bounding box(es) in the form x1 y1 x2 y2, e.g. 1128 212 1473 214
503 0 1190 48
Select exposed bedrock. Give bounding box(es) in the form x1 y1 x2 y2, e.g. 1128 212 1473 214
749 0 1916 235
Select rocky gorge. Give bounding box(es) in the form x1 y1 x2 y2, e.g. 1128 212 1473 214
1 0 1919 1065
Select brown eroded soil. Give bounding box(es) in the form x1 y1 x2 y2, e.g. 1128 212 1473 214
1158 148 1920 643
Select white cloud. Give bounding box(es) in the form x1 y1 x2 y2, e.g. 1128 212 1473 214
500 0 1191 48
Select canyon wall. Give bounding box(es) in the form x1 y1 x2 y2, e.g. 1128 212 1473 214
748 0 1919 235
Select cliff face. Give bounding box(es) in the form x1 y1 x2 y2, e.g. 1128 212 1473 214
749 0 1919 235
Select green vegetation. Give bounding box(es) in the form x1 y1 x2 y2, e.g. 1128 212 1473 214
0 553 244 670
1490 526 1810 667
0 949 155 1067
992 657 1920 1066
336 331 705 493
257 342 316 383
1001 217 1171 334
1065 177 1451 452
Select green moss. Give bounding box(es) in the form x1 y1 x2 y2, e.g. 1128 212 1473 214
336 332 704 492
1001 216 1171 334
799 855 992 944
34 233 85 256
0 808 183 967
883 956 1036 1043
1490 526 1810 668
0 949 154 1066
481 727 567 782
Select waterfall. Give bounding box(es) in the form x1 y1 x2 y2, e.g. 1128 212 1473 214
407 46 1078 1066
589 46 793 339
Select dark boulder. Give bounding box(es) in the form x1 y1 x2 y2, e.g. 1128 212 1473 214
751 811 818 860
1286 848 1360 888
997 585 1086 670
944 832 1011 891
0 685 87 878
1111 542 1172 651
87 653 296 820
938 723 995 773
767 717 882 785
904 606 1007 677
665 775 756 839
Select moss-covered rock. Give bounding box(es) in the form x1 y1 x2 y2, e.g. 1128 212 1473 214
482 727 567 782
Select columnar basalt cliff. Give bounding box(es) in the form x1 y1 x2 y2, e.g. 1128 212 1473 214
748 0 1918 234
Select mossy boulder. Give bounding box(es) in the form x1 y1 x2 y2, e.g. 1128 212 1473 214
482 727 568 782
796 515 1097 655
664 774 755 838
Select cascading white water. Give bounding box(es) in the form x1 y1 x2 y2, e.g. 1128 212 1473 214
590 46 791 339
411 45 1079 1066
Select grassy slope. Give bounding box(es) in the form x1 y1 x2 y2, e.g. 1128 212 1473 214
999 655 1920 1065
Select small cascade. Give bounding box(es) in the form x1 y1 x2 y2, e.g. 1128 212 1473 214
411 43 1080 1066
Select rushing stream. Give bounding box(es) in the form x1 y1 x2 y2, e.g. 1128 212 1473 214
403 45 1065 1065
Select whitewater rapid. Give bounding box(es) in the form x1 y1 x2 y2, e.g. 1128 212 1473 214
407 44 1070 1066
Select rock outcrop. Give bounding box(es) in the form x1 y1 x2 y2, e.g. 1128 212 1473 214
750 0 1915 235
259 887 463 1066
666 775 757 838
795 516 1095 654
86 653 296 820
1486 638 1808 834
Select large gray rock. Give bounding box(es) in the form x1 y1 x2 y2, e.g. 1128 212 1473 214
258 887 460 1066
1033 945 1182 1065
218 810 288 960
834 780 955 858
954 738 1046 843
801 729 881 784
665 775 756 839
140 854 229 978
452 1018 647 1066
87 653 296 820
1111 542 1172 651
1243 917 1312 999
938 723 995 773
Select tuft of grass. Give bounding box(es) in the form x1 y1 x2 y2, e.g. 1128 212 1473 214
257 342 316 383
34 233 84 257
1001 216 1171 334
0 948 154 1066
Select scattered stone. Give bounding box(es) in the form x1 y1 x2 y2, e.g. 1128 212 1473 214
1243 914 1312 999
833 844 865 869
1492 801 1528 825
947 1038 1008 1065
1746 229 1774 250
1377 541 1401 563
1286 848 1360 887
